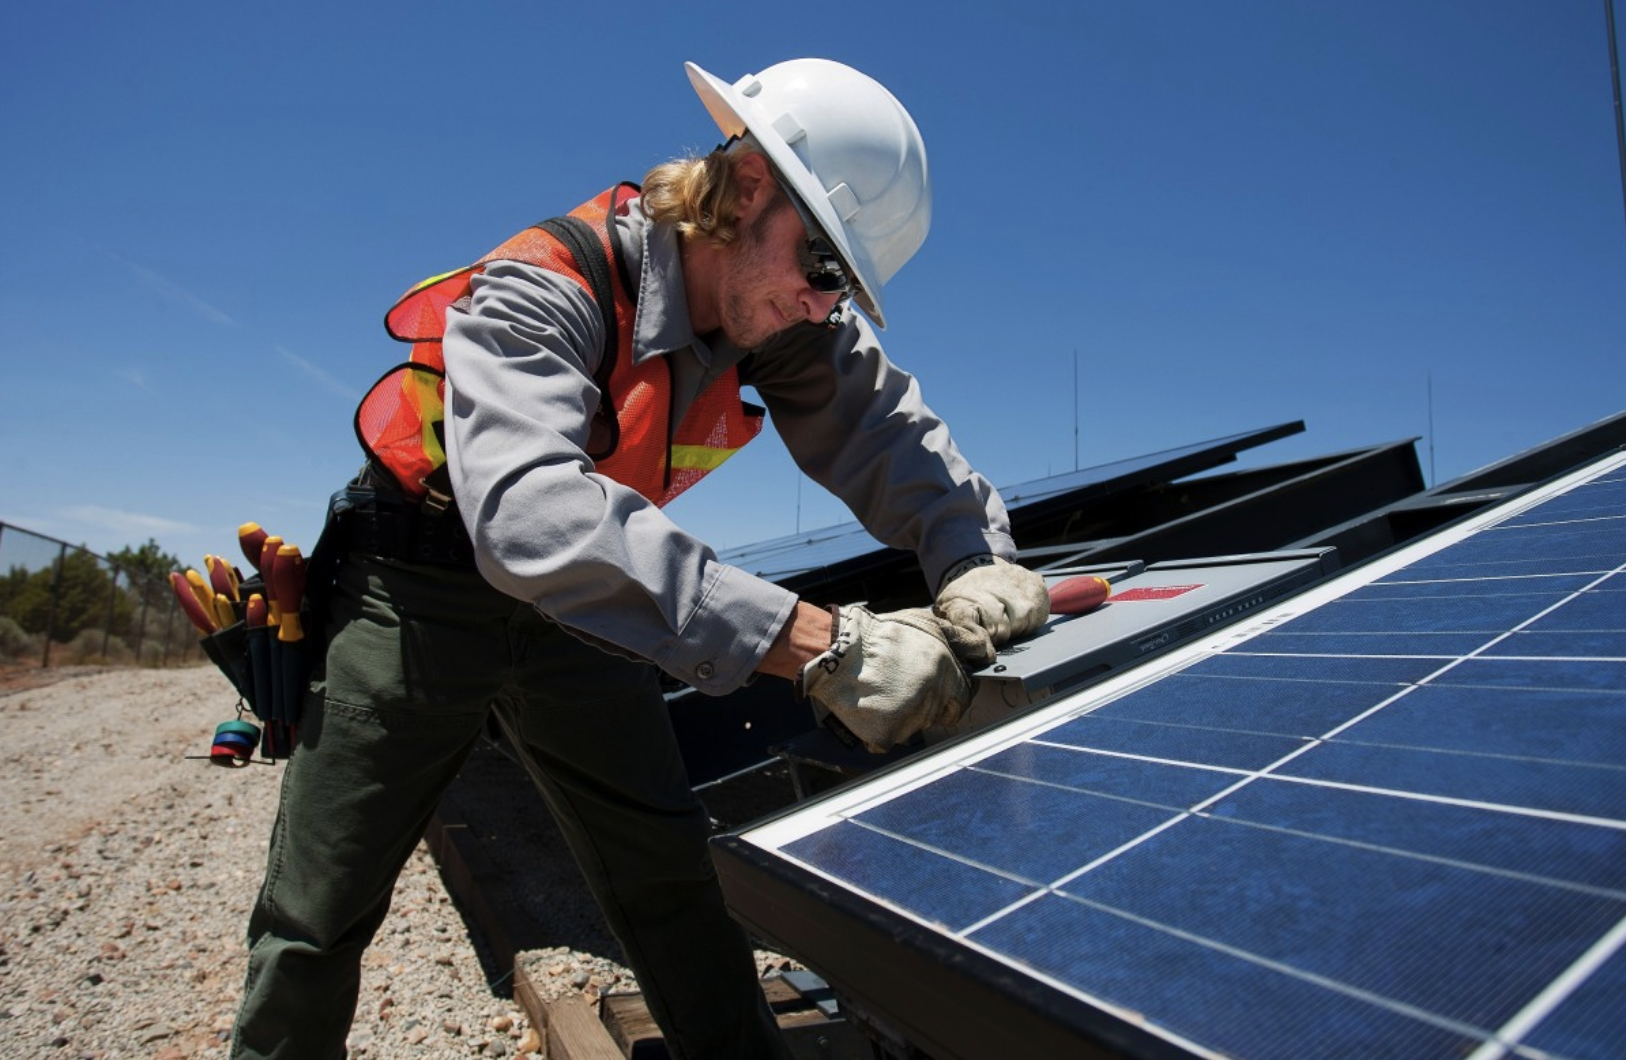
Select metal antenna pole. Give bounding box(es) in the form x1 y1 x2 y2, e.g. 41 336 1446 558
1073 348 1080 471
1608 0 1626 238
1427 372 1437 488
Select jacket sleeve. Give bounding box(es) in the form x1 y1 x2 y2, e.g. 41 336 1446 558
745 314 1017 593
439 260 797 695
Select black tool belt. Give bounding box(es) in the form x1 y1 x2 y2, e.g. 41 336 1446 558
334 463 478 569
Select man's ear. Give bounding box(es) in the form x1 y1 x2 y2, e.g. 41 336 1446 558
732 152 774 222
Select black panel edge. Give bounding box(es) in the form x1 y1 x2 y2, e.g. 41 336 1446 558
1434 409 1626 494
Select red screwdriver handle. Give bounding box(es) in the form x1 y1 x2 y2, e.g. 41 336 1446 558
273 545 307 643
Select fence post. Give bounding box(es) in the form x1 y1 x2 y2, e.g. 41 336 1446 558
161 598 176 667
41 543 68 668
137 584 153 667
103 564 122 661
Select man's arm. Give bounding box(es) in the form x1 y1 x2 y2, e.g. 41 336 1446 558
441 259 798 695
746 314 1015 590
756 599 834 679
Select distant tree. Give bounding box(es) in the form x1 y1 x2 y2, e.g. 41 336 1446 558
4 549 125 642
105 539 186 640
0 564 27 610
107 539 183 587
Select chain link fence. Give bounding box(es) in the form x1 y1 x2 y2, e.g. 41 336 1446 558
0 522 204 671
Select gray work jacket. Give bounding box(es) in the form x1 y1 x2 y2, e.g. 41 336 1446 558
441 192 1014 696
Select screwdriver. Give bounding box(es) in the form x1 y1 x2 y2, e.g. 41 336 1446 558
169 572 217 635
272 544 307 729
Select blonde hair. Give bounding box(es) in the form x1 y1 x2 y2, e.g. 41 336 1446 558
640 144 765 246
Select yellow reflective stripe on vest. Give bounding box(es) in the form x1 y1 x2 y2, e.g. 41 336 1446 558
407 267 466 296
670 444 740 472
406 371 446 467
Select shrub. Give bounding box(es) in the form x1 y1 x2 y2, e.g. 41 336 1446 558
0 615 40 664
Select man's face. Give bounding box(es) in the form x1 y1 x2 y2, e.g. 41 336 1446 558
714 193 845 349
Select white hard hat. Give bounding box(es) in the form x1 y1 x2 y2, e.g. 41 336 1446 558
685 58 931 329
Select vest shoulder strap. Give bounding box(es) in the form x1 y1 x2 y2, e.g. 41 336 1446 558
536 215 618 395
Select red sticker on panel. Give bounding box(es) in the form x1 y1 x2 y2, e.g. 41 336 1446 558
1111 584 1203 601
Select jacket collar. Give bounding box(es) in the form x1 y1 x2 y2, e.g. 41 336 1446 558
626 207 713 369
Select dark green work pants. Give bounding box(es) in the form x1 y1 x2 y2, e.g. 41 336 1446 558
230 554 789 1060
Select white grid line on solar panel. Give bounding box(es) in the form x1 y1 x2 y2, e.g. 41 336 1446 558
1466 913 1626 1060
770 811 1541 1059
1009 741 1626 832
801 749 1626 922
766 760 1619 1060
742 452 1626 853
740 458 1626 1058
747 565 1623 853
955 761 1626 899
789 802 1570 1058
990 886 1547 1058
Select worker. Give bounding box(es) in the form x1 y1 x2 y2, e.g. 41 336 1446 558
230 57 1050 1060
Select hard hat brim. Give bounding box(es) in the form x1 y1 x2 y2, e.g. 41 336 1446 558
685 61 886 328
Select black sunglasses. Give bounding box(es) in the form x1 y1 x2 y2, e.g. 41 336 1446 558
782 186 858 297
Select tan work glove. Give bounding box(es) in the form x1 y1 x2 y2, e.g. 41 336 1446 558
799 605 972 753
933 555 1050 668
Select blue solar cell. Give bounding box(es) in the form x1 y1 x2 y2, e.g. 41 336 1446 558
1091 671 1397 736
1244 631 1498 655
1052 817 1626 1029
1499 478 1626 523
851 768 1182 885
1333 684 1626 767
1207 779 1626 892
1275 590 1575 633
1401 522 1623 579
1400 554 1620 581
781 820 1033 932
969 894 1480 1060
1429 657 1626 692
1486 629 1626 655
1523 942 1626 1060
1277 740 1626 820
1037 714 1309 770
1344 574 1601 599
1523 578 1626 629
1191 652 1445 684
974 742 1238 809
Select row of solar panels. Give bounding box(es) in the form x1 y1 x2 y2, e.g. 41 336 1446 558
714 413 1626 1060
672 411 1626 788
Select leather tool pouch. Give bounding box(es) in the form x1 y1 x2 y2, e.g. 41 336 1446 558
196 495 343 760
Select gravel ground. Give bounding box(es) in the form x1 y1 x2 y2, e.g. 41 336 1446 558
0 664 799 1060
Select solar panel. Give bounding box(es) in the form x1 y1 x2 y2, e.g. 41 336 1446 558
715 423 1302 584
715 451 1626 1060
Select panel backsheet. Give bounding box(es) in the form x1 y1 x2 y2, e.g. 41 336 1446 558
743 455 1626 1060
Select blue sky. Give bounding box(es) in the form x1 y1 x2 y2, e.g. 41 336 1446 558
3 2 1623 571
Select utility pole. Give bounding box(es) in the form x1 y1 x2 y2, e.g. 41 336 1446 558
1427 372 1437 488
1609 0 1626 242
1073 348 1080 471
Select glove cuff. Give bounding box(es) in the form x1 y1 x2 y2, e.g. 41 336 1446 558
794 604 845 700
940 553 997 592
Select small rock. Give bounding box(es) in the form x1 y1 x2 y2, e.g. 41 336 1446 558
138 1023 176 1044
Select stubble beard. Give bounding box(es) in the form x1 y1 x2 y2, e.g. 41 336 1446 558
718 198 792 350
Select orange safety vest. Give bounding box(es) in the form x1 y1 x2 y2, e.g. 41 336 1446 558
355 184 764 509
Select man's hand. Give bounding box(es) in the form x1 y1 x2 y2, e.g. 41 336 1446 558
933 555 1050 668
799 605 971 753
